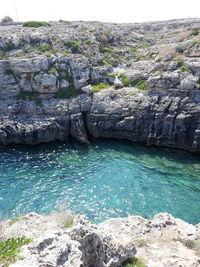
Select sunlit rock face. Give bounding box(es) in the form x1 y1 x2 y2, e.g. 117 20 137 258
0 19 200 152
0 212 200 267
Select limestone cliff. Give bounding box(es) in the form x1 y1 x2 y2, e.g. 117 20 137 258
0 19 200 151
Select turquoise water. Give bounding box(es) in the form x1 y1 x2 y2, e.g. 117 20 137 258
0 139 200 224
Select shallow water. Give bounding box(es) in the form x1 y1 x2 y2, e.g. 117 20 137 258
0 139 200 224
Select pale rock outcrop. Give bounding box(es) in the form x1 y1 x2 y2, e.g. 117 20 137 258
114 76 123 89
0 212 199 267
34 73 58 93
80 85 93 95
1 87 200 152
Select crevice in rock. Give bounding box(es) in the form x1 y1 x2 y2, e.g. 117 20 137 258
81 111 92 142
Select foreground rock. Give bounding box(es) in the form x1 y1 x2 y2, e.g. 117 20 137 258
0 212 200 266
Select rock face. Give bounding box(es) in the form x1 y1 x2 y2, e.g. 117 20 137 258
0 87 200 152
87 88 200 152
0 212 200 267
0 19 200 152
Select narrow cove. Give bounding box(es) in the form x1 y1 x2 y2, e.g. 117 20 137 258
0 139 199 224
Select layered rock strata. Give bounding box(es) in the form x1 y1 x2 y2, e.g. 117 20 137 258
0 87 200 153
0 19 200 151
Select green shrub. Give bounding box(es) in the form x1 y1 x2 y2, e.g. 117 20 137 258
84 39 92 44
39 45 51 53
44 52 52 57
16 90 42 106
50 67 56 73
92 82 109 92
23 21 50 28
122 256 147 267
175 58 185 67
137 41 151 48
132 80 148 90
107 73 117 78
4 41 15 51
191 41 199 46
0 236 32 267
135 55 142 61
178 65 192 72
99 45 115 54
130 47 137 52
57 69 73 83
66 40 81 53
64 217 74 228
190 29 199 36
128 90 137 96
119 73 130 87
63 52 69 57
54 85 78 99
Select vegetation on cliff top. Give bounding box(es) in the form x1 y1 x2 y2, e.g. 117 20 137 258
23 21 50 27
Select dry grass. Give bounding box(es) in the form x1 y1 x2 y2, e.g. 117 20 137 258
47 209 75 228
173 54 185 61
174 31 191 43
158 45 177 58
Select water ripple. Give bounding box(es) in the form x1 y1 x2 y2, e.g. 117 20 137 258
0 139 200 224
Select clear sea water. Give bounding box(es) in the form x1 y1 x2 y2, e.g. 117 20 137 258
0 139 200 224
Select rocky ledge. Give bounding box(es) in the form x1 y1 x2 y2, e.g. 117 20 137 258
1 87 200 152
0 212 200 267
0 19 200 152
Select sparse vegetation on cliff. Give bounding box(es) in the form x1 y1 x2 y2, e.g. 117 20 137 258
119 73 130 87
92 82 110 92
122 257 146 267
65 40 81 53
16 90 42 106
54 84 78 99
132 79 148 90
0 237 32 267
23 21 50 27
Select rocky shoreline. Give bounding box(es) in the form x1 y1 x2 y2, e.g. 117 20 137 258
1 18 200 267
1 87 200 153
0 212 200 267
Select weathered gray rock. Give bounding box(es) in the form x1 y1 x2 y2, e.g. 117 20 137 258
10 56 50 74
147 72 181 90
80 85 93 95
1 87 200 152
86 88 200 152
1 212 199 267
0 19 200 153
177 73 198 90
114 76 123 89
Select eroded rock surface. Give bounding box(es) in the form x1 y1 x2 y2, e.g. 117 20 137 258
1 87 200 152
0 212 200 267
0 19 200 151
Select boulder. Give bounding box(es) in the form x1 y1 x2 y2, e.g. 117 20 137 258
80 85 93 95
114 76 123 89
33 73 58 93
